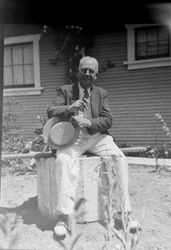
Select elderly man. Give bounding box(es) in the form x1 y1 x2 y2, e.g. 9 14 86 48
47 56 139 238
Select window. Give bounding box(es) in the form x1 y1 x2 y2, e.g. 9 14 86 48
4 34 43 96
4 43 34 88
135 26 170 60
124 24 171 70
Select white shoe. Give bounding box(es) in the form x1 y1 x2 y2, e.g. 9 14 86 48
128 215 141 234
53 221 68 239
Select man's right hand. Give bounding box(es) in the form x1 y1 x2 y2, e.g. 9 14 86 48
67 99 88 113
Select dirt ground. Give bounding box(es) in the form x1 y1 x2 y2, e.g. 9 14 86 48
0 163 171 249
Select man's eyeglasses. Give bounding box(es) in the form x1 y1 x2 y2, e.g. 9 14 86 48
81 68 96 74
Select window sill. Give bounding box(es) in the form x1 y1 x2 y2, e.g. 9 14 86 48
3 87 44 96
123 57 171 70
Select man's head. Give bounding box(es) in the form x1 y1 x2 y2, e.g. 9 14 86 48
78 56 99 89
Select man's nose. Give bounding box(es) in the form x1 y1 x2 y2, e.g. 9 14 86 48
85 69 90 75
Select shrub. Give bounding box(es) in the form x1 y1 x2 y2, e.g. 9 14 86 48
2 99 26 175
2 98 25 154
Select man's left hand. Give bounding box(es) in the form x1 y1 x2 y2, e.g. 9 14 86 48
72 115 92 128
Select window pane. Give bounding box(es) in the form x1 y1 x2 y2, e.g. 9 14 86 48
148 29 157 42
136 43 147 57
159 39 169 46
148 41 157 55
23 43 33 64
13 65 24 85
136 30 146 43
158 44 169 55
24 65 34 85
13 46 23 65
4 47 12 66
158 27 169 41
4 66 13 86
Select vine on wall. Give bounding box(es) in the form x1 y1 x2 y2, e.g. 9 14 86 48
43 25 94 84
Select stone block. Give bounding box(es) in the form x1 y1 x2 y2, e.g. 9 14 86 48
36 156 118 222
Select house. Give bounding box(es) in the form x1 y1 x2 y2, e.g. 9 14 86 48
3 22 171 147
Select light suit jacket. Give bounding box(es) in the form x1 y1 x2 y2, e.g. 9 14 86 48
47 83 113 135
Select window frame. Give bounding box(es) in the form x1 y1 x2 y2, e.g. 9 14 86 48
3 34 43 96
124 24 171 70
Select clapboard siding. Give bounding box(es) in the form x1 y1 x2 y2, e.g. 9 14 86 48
91 31 171 146
3 25 171 147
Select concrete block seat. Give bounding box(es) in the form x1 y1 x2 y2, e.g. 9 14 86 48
35 152 120 223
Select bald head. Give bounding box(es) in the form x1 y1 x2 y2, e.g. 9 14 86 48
79 56 99 74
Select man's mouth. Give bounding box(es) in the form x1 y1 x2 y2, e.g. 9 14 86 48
81 76 92 81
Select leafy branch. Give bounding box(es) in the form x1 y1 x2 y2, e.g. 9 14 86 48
43 25 94 84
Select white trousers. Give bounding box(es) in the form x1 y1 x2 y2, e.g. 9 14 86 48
55 131 131 215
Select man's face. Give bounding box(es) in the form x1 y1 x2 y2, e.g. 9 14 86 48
78 67 97 89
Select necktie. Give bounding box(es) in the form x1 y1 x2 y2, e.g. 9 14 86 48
83 88 89 99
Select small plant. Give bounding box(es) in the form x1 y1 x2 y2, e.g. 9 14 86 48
2 99 26 175
0 213 23 249
155 113 171 139
2 99 25 154
145 113 171 172
99 157 139 250
21 115 47 153
1 100 45 175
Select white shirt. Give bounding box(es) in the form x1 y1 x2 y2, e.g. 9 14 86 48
78 83 91 121
78 83 91 102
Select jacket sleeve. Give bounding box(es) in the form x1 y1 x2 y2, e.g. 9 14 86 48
47 86 74 120
87 89 113 134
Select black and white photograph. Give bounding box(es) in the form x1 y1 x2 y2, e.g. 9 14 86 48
0 1 171 249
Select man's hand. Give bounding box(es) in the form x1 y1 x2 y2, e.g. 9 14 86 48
67 99 88 113
71 115 92 128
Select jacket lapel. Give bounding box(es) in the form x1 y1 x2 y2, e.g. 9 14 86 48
72 83 79 101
